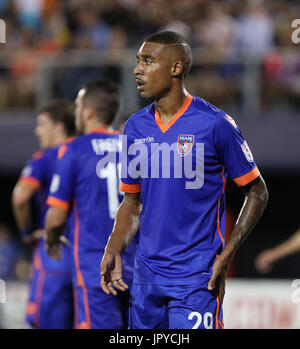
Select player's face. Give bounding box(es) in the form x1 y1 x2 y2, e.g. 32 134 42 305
134 42 173 99
34 113 57 149
75 89 86 135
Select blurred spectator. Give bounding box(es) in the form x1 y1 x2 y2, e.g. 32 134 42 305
236 1 275 56
0 0 299 116
14 0 44 31
71 4 111 50
0 224 24 280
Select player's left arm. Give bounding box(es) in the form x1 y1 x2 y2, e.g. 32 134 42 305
45 206 69 259
209 114 269 301
45 144 74 258
208 175 268 301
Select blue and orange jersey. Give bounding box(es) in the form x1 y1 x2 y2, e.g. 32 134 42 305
120 93 260 286
19 144 73 273
46 128 137 288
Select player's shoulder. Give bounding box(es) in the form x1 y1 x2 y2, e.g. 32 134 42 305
191 95 226 120
76 130 120 144
27 149 48 167
125 103 155 127
31 150 45 162
55 137 77 160
191 95 240 129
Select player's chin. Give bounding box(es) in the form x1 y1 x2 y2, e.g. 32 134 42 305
138 89 149 98
138 87 152 99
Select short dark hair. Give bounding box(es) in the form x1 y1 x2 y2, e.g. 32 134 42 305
146 30 189 46
39 100 76 137
145 31 193 77
81 79 121 126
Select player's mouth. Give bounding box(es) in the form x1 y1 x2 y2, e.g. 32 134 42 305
136 78 145 91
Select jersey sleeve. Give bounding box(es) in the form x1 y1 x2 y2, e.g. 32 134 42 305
46 144 75 211
215 114 260 187
120 120 141 193
18 151 45 190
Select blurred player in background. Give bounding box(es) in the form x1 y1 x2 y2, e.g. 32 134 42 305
11 100 75 329
255 227 300 273
45 79 137 329
100 31 269 329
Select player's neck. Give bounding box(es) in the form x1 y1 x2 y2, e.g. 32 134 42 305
85 121 109 134
155 86 189 124
53 134 68 147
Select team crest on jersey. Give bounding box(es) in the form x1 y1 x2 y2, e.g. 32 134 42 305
177 135 194 157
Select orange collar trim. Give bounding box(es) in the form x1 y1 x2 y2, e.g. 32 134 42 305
64 136 75 144
89 127 119 135
155 93 193 133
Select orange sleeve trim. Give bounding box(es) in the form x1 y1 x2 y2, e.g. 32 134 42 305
19 176 41 190
120 181 141 193
26 302 37 316
47 196 70 211
233 166 260 187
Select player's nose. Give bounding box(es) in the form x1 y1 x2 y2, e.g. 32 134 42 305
133 62 143 76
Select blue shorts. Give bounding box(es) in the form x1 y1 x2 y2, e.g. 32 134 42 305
26 268 73 329
73 285 130 329
129 283 224 329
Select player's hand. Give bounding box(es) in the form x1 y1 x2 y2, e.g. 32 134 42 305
22 229 45 244
100 252 128 296
208 257 228 303
254 249 275 273
46 242 62 260
45 235 70 260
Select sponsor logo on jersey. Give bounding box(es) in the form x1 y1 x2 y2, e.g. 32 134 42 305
177 135 194 157
241 141 254 162
134 136 154 144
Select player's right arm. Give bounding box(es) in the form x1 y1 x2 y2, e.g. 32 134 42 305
11 153 44 244
101 192 141 296
255 228 300 273
12 181 36 243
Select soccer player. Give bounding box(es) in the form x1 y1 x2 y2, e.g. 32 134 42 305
100 31 269 329
45 79 137 329
12 100 75 329
255 228 300 274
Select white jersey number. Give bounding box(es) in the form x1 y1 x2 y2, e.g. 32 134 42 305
188 311 213 329
97 162 123 219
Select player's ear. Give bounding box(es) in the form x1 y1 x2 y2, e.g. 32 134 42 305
171 60 184 78
55 121 65 134
83 106 94 121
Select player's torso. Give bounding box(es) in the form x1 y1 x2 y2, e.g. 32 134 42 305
71 132 130 286
125 96 227 284
72 133 123 246
34 147 73 272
